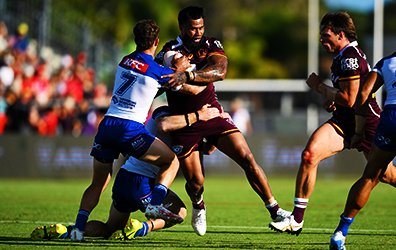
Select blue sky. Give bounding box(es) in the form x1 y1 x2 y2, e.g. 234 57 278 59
325 0 377 12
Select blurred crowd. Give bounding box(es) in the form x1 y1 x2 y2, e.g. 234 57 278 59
0 21 112 137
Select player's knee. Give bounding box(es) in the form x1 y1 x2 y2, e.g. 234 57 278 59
301 148 319 166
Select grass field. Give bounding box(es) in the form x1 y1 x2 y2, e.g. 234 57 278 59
0 175 395 249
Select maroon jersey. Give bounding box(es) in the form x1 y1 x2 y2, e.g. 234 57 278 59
155 35 226 114
328 41 381 152
155 36 238 158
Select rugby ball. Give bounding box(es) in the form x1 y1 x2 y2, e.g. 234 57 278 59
163 51 183 67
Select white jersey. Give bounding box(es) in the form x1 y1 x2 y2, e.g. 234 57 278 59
121 106 172 178
372 52 396 106
106 51 174 124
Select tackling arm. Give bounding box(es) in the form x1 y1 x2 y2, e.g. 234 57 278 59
155 104 221 133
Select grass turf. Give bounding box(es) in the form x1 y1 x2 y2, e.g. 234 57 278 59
0 175 395 249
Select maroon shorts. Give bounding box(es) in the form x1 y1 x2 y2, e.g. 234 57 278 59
169 116 239 158
328 102 381 153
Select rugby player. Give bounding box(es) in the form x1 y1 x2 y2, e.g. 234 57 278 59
330 51 396 249
31 104 222 240
70 19 191 241
269 12 396 236
156 6 291 236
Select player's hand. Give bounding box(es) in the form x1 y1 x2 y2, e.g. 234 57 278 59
306 73 321 91
323 100 336 112
162 71 187 89
173 56 191 71
198 104 221 121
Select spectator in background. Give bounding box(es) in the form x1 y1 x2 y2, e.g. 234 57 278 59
9 22 29 54
229 96 253 136
0 21 9 53
0 20 108 137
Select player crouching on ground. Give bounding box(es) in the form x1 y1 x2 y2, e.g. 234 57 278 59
31 104 222 240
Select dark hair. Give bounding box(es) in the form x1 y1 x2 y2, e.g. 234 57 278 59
320 12 357 41
178 6 205 26
133 19 160 51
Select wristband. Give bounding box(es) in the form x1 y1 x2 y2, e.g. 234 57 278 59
190 71 196 81
185 71 195 81
185 113 190 127
194 111 200 121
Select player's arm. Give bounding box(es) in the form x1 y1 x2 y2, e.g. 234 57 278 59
155 104 220 133
350 71 384 148
306 72 359 107
355 71 383 109
162 54 228 89
189 53 228 85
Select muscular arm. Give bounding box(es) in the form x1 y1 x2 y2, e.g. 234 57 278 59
332 78 359 107
155 104 221 133
306 72 359 107
191 54 228 85
162 54 228 89
353 71 383 138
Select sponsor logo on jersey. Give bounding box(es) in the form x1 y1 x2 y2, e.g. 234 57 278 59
376 134 391 145
172 145 183 155
131 135 145 150
341 57 359 71
140 196 151 206
122 58 149 73
214 40 224 50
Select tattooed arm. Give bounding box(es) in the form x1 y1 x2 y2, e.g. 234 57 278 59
162 54 228 89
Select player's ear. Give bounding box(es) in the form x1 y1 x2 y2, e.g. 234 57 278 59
154 37 159 46
338 31 344 40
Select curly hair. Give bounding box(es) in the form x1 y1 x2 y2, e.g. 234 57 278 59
178 6 205 27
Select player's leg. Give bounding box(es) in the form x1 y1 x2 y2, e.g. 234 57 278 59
71 159 113 241
180 152 207 235
140 138 179 192
330 146 396 249
216 131 291 222
378 161 396 187
180 152 205 204
270 123 344 235
161 189 187 228
137 138 181 222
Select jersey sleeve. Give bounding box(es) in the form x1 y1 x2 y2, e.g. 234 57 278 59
338 48 364 82
152 105 171 120
157 65 174 86
207 38 226 57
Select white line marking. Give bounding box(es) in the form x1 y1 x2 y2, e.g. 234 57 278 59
1 220 396 234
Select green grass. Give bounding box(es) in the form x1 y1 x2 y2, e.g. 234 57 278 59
0 175 395 249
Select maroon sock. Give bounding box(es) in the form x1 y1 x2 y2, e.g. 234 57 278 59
292 207 305 223
192 200 205 210
267 204 280 220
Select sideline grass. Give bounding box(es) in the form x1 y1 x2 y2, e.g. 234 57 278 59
0 175 395 249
